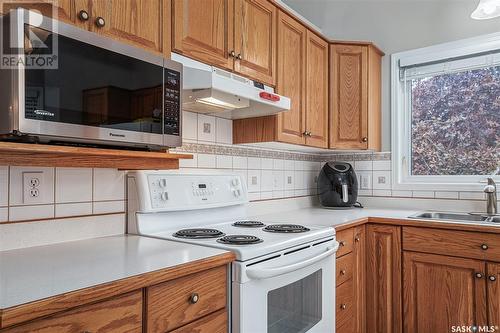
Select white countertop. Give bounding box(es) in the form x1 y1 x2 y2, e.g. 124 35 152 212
250 207 418 228
0 235 230 309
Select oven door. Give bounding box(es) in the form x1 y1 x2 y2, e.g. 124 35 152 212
232 241 337 333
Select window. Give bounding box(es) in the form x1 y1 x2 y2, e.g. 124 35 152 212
392 33 500 191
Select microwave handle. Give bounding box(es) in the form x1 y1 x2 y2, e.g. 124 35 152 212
246 243 339 280
342 184 349 203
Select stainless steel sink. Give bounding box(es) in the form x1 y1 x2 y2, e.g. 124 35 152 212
409 212 500 223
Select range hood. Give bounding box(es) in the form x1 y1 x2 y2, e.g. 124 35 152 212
171 53 291 119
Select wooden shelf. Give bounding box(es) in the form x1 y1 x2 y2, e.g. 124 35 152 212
0 142 192 170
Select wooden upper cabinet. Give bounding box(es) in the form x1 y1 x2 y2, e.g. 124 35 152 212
330 43 382 150
305 31 329 148
403 252 488 332
366 224 402 333
0 0 80 26
234 0 276 86
275 11 306 145
172 0 234 69
90 0 165 54
487 262 500 327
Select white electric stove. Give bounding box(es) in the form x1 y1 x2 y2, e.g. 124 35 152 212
127 170 339 333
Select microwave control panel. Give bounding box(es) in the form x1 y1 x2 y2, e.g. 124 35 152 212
164 69 181 136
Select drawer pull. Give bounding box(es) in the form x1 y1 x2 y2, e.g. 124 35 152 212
78 10 89 21
340 269 346 275
475 272 484 279
339 241 346 247
340 304 347 310
95 17 106 28
189 293 200 304
481 243 489 250
489 275 497 282
229 50 236 58
355 236 360 242
236 53 243 60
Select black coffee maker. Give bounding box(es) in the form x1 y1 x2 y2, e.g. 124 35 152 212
318 162 359 208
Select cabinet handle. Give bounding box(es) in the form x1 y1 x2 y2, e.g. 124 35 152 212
489 275 497 282
339 241 346 247
340 269 346 275
189 293 200 304
481 243 489 250
78 10 89 21
340 304 347 310
229 50 236 58
361 137 368 143
95 17 106 28
475 272 484 279
355 235 360 242
236 53 242 60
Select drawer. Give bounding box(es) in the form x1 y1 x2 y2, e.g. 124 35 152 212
336 252 354 286
170 309 227 333
147 265 227 333
403 227 500 261
336 278 355 329
336 228 355 257
3 291 142 333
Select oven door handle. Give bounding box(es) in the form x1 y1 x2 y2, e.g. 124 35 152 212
246 243 339 280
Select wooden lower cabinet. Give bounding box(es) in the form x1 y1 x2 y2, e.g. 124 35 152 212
1 291 143 333
335 225 366 333
1 265 230 333
487 262 500 328
366 224 402 333
403 251 488 332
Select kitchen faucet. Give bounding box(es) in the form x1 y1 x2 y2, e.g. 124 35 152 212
483 178 498 216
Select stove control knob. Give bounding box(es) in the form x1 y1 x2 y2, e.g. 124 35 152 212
159 179 167 188
232 178 240 186
161 192 169 201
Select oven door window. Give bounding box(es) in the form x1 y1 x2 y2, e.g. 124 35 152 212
23 24 180 136
267 270 322 333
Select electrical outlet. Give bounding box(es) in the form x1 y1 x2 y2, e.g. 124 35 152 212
23 171 44 204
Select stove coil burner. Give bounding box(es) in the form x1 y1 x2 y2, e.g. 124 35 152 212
263 224 310 233
217 235 263 245
173 228 225 239
232 220 266 228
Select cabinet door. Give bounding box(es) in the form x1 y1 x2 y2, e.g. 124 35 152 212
353 225 366 333
487 262 500 327
90 0 164 53
0 0 85 27
305 31 329 148
330 44 368 149
403 252 488 332
172 0 234 69
275 11 306 145
366 224 402 333
234 0 276 85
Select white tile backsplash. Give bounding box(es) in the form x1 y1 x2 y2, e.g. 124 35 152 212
273 170 284 191
233 156 248 169
261 170 274 192
372 160 391 171
459 192 485 200
93 169 125 201
0 207 7 222
273 159 284 170
262 158 273 170
93 200 126 215
435 191 460 199
248 157 262 169
216 155 233 169
0 166 8 207
197 114 216 142
198 153 217 168
372 170 391 190
9 204 54 222
55 168 92 203
354 160 372 171
412 191 435 198
55 202 93 218
216 117 232 144
179 153 198 168
182 111 198 141
247 170 261 193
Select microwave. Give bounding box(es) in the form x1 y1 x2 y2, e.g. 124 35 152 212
0 9 182 150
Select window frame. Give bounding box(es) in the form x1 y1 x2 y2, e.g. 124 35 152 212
391 32 500 192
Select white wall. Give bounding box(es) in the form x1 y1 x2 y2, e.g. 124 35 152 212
283 0 500 150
